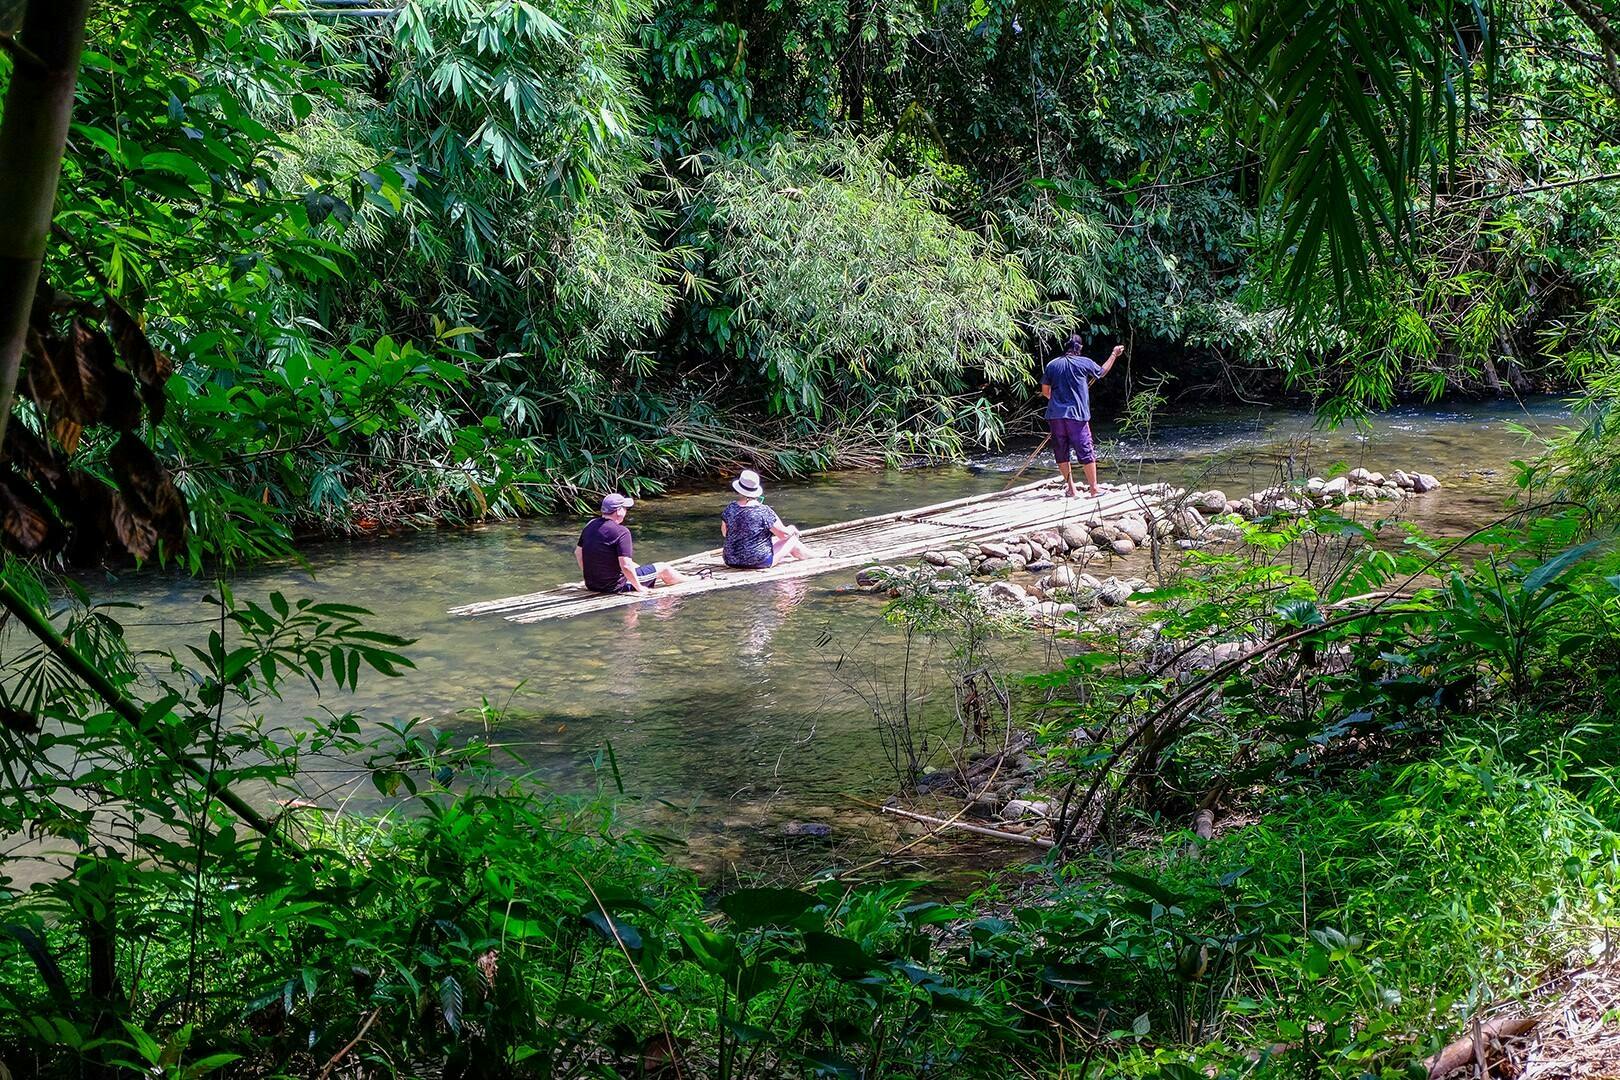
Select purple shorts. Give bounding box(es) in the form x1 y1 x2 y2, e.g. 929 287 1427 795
1048 417 1095 464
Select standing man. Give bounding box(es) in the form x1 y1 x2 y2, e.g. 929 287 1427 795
576 494 689 594
1042 335 1123 498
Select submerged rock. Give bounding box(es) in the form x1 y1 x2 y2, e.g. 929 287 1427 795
783 822 833 838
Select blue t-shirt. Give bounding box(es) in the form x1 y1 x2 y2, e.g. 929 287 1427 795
1042 352 1104 420
721 500 779 568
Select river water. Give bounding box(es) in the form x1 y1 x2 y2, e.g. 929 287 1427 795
86 398 1572 874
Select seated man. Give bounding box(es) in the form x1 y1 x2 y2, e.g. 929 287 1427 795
575 493 688 594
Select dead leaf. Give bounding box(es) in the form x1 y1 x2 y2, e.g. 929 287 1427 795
108 432 186 556
1 420 66 488
0 467 61 554
105 297 172 423
70 319 141 431
108 490 157 560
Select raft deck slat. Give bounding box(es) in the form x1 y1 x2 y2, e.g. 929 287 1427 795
449 479 1170 624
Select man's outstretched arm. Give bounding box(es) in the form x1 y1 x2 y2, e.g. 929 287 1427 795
1095 344 1125 380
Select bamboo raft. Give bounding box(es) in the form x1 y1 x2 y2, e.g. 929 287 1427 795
450 478 1167 624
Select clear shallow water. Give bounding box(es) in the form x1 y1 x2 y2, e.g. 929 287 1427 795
82 397 1573 873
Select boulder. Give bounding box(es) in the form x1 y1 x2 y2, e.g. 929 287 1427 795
855 567 887 586
1236 498 1258 518
1172 507 1207 538
1090 525 1121 547
922 550 948 566
1109 538 1136 556
984 582 1023 608
1411 472 1441 493
1007 554 1028 571
1048 565 1078 589
978 541 1010 559
1306 476 1326 495
942 550 971 568
1076 573 1102 589
1002 799 1051 820
1098 578 1134 606
1026 559 1054 572
1348 467 1374 484
1058 523 1091 551
1194 489 1228 514
1116 516 1150 545
1390 469 1415 490
978 557 1009 574
1320 476 1351 497
1028 543 1051 563
1032 601 1064 623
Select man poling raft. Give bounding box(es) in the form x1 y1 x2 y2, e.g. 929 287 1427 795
1041 335 1124 499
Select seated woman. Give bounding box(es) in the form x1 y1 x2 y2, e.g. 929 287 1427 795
720 470 818 568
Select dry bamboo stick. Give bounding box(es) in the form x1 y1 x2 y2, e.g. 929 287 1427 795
879 804 1055 848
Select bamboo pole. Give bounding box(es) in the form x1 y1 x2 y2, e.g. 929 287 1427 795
0 0 93 447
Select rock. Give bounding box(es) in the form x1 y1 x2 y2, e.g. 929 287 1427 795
1076 573 1102 589
855 567 886 586
1116 516 1150 544
978 557 1008 574
1123 577 1151 592
1151 518 1176 540
1194 489 1228 514
1098 578 1134 605
987 581 1028 605
1205 522 1243 543
783 822 833 838
922 550 948 566
1089 525 1119 547
1032 601 1064 623
1002 799 1051 820
1109 538 1136 556
1007 554 1027 570
1172 507 1207 538
1058 523 1091 551
1320 476 1351 497
978 542 1010 559
1306 476 1326 495
1348 467 1374 484
1236 498 1257 518
1049 566 1078 589
1030 529 1063 552
1028 543 1051 563
1390 469 1415 490
1026 559 1055 572
942 550 971 567
1411 472 1440 493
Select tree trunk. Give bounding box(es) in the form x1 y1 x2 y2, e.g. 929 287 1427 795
840 0 867 127
0 0 93 447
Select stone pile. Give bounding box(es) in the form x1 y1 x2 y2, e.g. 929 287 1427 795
1214 466 1441 522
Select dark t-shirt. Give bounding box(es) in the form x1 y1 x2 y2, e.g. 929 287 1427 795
1042 352 1104 420
578 517 634 592
721 500 779 568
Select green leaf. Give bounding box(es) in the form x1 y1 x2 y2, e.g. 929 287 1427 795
140 150 208 189
718 887 817 929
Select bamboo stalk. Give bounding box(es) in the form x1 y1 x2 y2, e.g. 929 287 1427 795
0 0 92 447
879 804 1055 848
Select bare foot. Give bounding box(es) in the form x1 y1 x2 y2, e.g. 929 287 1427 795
1088 487 1102 498
1064 485 1080 498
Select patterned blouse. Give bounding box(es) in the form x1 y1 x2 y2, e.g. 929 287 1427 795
721 500 779 568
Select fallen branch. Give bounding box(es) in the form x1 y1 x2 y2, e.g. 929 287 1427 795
879 804 1055 849
315 1007 382 1080
1424 1014 1538 1078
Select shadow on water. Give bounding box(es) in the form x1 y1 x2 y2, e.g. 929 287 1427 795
79 397 1574 876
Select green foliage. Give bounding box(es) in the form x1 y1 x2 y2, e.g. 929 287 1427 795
694 139 1058 447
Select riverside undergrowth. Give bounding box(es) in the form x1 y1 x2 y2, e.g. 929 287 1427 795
4 491 1620 1078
